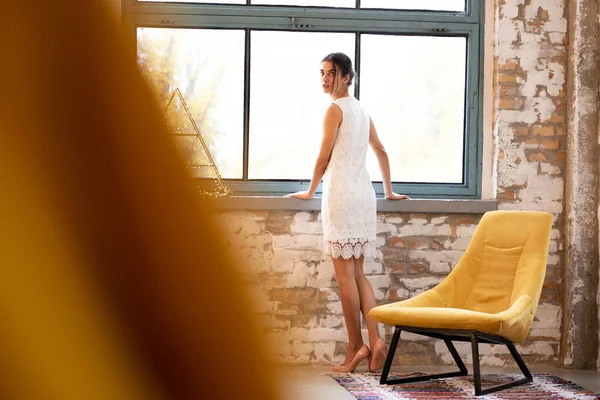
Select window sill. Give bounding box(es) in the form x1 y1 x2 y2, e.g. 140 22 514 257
210 196 497 214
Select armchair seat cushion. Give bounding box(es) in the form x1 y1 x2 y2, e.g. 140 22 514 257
370 295 533 341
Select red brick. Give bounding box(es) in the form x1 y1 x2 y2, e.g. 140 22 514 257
499 98 523 110
527 152 549 162
497 73 518 84
386 263 405 274
497 190 516 200
540 139 560 150
389 237 406 248
455 216 473 225
532 125 555 136
499 59 519 70
295 288 317 303
408 264 424 274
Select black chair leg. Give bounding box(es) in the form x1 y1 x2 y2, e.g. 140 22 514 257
471 333 482 395
377 327 534 397
471 336 533 396
380 328 468 385
379 327 401 384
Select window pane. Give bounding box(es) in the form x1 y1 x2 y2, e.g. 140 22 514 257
137 28 244 179
138 0 245 4
249 31 355 180
360 34 466 183
251 0 353 7
361 0 465 12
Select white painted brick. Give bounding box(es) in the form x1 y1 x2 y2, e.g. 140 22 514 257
530 303 561 339
551 229 561 239
307 273 335 289
307 327 348 342
284 271 306 288
548 240 558 253
500 1 519 19
270 316 291 330
409 250 463 264
319 288 339 301
377 223 398 234
430 261 451 274
517 342 555 356
327 301 343 315
317 260 335 275
519 175 563 202
294 235 322 249
294 212 312 222
541 163 562 175
273 260 294 274
314 342 336 362
401 331 433 342
295 354 311 364
292 341 314 356
450 237 471 251
374 289 386 301
295 261 316 275
431 216 448 225
500 201 563 214
398 225 438 236
367 275 391 289
548 32 565 44
480 356 506 367
546 254 560 265
376 236 386 246
291 220 322 235
385 216 404 224
393 288 410 300
364 261 383 275
400 277 443 291
274 248 323 262
456 225 477 238
410 217 428 226
241 233 272 249
273 234 296 249
544 18 567 32
321 315 344 328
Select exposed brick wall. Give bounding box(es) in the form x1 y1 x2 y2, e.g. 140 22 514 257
218 211 562 366
213 0 569 368
492 0 566 364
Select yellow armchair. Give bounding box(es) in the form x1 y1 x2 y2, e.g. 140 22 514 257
369 210 552 396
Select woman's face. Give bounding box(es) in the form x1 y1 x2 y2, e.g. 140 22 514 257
320 61 347 94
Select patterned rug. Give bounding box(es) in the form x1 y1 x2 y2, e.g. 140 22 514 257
329 372 600 399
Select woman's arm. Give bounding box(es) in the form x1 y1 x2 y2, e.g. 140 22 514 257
285 104 342 199
368 118 409 200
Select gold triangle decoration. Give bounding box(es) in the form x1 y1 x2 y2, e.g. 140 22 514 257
163 88 231 198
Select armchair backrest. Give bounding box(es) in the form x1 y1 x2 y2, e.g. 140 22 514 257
433 210 552 320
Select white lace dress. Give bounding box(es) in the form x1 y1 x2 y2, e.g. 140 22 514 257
322 96 377 259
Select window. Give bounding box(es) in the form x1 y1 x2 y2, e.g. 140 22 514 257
124 0 483 198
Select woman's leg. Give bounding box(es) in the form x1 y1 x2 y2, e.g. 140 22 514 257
353 255 382 350
332 256 364 365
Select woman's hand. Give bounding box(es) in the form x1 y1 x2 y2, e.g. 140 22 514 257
385 192 410 200
284 191 313 200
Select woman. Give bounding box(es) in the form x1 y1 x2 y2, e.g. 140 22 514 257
286 52 409 372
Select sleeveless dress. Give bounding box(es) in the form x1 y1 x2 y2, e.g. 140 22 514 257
322 96 377 259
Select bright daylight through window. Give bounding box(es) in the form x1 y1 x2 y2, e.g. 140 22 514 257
127 0 482 197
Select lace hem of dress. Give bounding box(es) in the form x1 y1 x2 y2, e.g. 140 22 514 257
324 238 374 259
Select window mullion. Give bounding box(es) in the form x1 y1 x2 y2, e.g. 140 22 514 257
243 29 251 181
354 32 361 100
